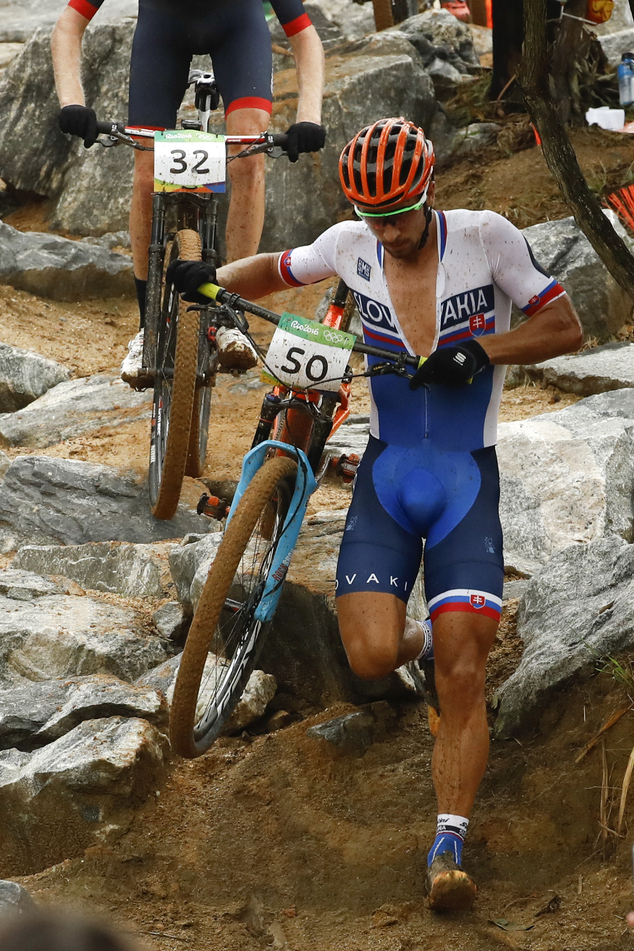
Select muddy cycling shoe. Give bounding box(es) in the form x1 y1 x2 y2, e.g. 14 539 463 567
121 330 152 389
426 851 477 912
216 327 258 371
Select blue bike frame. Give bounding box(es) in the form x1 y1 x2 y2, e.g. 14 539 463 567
226 440 318 623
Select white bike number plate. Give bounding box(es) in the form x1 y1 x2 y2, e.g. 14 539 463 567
262 313 356 392
154 131 226 193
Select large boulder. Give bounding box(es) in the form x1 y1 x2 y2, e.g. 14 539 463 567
0 375 150 448
0 222 134 300
494 536 634 737
12 540 172 598
519 214 632 343
0 341 70 413
0 674 167 750
0 716 169 876
498 388 634 574
0 589 169 687
517 341 634 396
0 456 212 551
0 0 135 42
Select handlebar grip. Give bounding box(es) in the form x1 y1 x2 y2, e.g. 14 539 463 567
96 120 124 135
270 133 288 151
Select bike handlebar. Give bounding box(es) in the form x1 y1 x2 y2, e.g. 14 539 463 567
200 283 423 370
94 121 288 155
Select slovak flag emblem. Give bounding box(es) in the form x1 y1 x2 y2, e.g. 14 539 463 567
529 294 539 306
469 313 486 335
470 592 486 609
284 254 292 267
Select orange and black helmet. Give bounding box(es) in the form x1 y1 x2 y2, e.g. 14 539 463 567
339 117 435 213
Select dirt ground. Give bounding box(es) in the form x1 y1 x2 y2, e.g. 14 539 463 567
3 124 634 949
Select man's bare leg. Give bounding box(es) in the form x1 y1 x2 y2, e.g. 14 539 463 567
337 592 497 910
225 107 270 262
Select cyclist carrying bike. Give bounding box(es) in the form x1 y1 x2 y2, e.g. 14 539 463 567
169 117 583 911
51 0 326 382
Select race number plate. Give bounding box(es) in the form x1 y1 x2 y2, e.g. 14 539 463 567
262 313 356 392
154 131 226 193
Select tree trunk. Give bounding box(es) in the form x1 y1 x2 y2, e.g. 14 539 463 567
372 0 394 31
519 0 634 299
549 0 586 125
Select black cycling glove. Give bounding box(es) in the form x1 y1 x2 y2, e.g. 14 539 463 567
409 339 490 389
285 121 326 163
166 259 217 304
58 105 99 148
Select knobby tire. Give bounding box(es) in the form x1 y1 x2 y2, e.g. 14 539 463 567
170 455 298 758
150 229 201 520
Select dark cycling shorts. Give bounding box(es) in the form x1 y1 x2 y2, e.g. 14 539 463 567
128 0 273 127
335 435 504 623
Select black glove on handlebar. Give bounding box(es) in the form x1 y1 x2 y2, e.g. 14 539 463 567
166 259 217 304
58 105 99 148
285 121 326 163
409 339 490 389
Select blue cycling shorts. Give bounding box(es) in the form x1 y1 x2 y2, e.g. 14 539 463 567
335 435 504 623
128 0 274 127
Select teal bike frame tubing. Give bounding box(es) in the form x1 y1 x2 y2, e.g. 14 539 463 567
226 440 318 623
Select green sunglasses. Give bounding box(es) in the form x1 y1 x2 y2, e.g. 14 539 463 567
354 191 428 220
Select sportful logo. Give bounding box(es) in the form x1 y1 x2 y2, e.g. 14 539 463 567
357 258 372 281
352 290 398 336
440 285 495 330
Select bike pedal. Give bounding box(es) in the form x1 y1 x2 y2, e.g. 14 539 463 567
333 453 360 483
197 493 229 519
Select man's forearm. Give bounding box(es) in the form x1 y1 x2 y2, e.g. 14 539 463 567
217 252 289 299
51 7 90 106
480 295 583 365
289 25 324 123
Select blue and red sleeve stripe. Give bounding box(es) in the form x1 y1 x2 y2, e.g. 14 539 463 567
522 279 565 317
68 0 100 19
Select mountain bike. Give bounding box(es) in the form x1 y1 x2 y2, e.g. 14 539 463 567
94 69 288 520
169 279 424 758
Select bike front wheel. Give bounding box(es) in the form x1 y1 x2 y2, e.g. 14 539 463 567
149 229 202 520
170 455 298 758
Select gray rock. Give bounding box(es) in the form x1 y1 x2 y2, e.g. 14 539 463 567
0 716 169 875
168 533 223 614
13 541 172 599
0 568 63 600
0 376 151 449
152 600 190 642
326 413 370 459
520 213 632 343
269 1 344 50
261 31 437 250
315 0 376 41
0 674 167 750
135 654 181 696
498 388 634 574
0 222 134 301
0 456 212 551
0 0 136 42
392 10 480 70
0 22 137 237
494 536 634 737
224 669 278 733
599 27 634 67
0 593 169 687
0 43 23 70
0 880 35 913
0 341 70 414
306 701 397 756
518 341 634 396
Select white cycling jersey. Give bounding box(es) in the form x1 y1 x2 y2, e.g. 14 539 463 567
277 209 565 451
